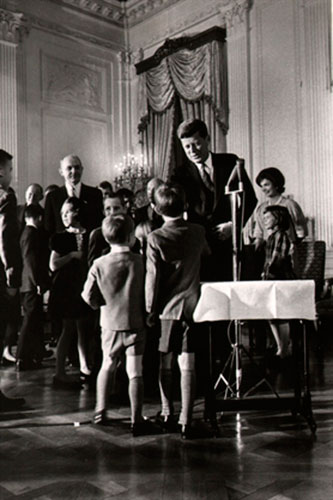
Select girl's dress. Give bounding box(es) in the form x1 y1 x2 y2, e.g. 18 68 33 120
48 230 90 319
262 229 296 280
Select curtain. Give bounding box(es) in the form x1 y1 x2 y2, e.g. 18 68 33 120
138 40 228 179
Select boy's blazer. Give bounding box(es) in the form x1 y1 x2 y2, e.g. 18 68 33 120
44 184 103 235
20 226 50 293
82 250 145 331
145 219 210 320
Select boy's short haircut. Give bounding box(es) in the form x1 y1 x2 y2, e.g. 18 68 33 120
0 149 13 166
24 204 44 220
154 183 185 218
99 180 113 191
103 192 124 205
177 119 208 140
264 205 291 232
102 214 134 244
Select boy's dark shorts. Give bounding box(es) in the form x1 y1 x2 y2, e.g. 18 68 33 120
159 319 197 354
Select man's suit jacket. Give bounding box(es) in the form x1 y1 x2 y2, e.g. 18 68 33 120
44 184 103 235
172 153 257 228
20 226 50 293
82 250 145 331
145 219 210 320
0 187 22 291
88 227 109 268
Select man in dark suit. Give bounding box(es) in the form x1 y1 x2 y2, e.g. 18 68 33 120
172 119 257 281
17 183 44 235
0 149 25 410
44 154 103 236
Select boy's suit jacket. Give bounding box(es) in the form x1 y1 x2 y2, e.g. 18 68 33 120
145 219 210 320
0 187 22 291
82 250 145 331
44 184 103 235
20 226 50 293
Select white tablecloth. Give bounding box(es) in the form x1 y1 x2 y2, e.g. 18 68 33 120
193 280 316 322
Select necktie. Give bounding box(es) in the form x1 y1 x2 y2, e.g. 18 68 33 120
199 164 214 192
71 185 76 198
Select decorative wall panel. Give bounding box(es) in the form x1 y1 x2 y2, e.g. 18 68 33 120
42 54 105 112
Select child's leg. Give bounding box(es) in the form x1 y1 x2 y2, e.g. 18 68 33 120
55 319 76 378
76 317 91 376
159 352 175 418
177 352 196 426
126 354 144 424
269 321 291 358
95 353 118 413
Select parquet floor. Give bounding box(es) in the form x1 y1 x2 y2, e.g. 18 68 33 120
0 327 333 500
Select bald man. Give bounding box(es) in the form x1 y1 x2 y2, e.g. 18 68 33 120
44 154 103 235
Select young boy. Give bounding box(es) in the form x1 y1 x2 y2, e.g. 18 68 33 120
16 204 50 371
88 193 127 267
145 183 210 439
82 214 150 436
0 149 25 410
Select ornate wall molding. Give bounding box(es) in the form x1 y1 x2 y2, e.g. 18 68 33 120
42 54 105 112
217 0 252 29
54 0 125 25
29 14 123 51
0 8 30 43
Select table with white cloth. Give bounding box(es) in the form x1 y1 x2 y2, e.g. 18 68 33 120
193 280 317 432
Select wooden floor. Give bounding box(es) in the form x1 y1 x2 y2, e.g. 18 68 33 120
0 327 333 500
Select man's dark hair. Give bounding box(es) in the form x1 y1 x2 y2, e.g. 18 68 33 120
264 205 291 232
102 214 134 244
0 149 13 166
99 180 113 192
177 119 209 140
116 188 134 200
24 204 44 220
154 183 185 218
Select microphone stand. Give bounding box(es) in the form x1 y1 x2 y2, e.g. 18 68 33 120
224 164 244 399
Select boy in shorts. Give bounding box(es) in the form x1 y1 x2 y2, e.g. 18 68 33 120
82 214 149 435
145 183 210 439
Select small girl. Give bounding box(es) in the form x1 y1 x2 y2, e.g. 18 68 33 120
49 197 91 388
262 205 296 358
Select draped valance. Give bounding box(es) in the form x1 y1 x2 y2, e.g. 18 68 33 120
136 27 228 179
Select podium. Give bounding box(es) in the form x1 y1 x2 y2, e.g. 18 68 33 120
193 280 317 433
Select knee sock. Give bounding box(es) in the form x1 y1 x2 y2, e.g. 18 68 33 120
128 376 144 424
159 368 173 417
179 369 196 426
95 367 113 413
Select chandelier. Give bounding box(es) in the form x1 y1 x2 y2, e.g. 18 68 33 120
114 154 150 193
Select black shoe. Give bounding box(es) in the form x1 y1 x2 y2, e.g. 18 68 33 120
180 424 193 440
131 418 158 437
1 356 16 366
42 349 54 359
92 409 113 426
52 376 82 390
16 359 42 372
0 391 25 411
79 371 91 384
155 412 177 433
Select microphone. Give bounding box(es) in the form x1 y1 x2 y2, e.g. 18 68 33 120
225 159 245 194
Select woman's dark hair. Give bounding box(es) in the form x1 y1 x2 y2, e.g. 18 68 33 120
255 167 285 194
264 205 291 232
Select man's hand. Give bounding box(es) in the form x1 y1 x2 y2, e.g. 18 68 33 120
146 312 157 328
213 221 233 241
